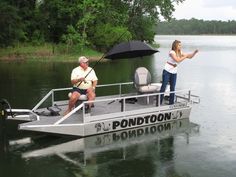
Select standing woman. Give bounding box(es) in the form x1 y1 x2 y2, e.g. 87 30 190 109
160 40 198 105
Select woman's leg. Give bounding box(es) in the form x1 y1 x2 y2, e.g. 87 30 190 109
169 73 177 104
160 70 170 104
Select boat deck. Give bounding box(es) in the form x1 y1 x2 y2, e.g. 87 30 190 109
21 93 170 126
5 82 200 136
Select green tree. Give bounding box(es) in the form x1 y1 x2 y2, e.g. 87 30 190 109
156 18 236 35
38 0 81 43
0 2 25 47
89 0 131 51
61 25 83 53
6 0 38 42
93 24 132 51
0 0 187 48
76 0 105 50
125 0 185 42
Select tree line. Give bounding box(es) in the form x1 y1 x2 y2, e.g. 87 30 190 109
156 18 236 35
0 0 185 51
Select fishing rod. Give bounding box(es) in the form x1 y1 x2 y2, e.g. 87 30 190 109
76 31 128 86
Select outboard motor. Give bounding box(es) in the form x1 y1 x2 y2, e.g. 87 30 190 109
0 99 14 132
1 99 7 132
0 99 13 121
0 99 12 154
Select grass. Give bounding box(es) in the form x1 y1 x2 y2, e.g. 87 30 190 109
0 42 160 62
0 43 103 62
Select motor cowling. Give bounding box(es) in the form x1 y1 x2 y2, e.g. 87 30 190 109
0 99 12 120
0 108 7 120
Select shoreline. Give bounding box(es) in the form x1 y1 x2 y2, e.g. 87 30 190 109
0 43 104 62
0 55 104 63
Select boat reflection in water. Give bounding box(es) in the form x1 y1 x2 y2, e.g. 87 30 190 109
21 118 199 157
7 118 200 176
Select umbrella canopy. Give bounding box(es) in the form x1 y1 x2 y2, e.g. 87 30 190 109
104 40 159 60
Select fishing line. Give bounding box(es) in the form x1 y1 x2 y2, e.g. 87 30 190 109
76 31 128 87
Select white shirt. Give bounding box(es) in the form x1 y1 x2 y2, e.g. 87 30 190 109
164 50 181 74
71 66 98 89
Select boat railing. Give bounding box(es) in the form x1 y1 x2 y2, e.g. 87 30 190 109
54 89 199 124
54 103 84 125
32 82 134 111
31 82 199 125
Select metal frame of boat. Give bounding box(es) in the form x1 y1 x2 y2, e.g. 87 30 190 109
5 82 200 137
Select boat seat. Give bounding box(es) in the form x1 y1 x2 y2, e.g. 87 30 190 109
68 92 88 106
134 67 158 93
134 67 159 105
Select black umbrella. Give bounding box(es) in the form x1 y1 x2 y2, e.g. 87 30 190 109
104 40 159 59
79 40 158 86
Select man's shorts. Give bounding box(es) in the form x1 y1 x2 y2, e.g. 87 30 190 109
72 87 87 95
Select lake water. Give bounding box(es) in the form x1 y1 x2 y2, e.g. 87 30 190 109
1 35 236 177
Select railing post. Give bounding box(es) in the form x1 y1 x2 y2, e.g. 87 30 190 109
32 90 53 111
156 93 160 107
121 98 125 112
52 90 55 106
188 90 191 102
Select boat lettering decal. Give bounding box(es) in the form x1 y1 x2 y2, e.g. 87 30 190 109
95 123 102 132
94 121 183 146
95 122 111 132
112 123 172 141
112 112 183 130
169 103 187 109
172 111 183 119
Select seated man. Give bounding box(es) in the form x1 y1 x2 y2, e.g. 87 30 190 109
65 56 98 115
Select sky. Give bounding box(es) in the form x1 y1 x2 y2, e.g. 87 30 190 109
173 0 236 21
